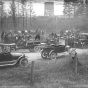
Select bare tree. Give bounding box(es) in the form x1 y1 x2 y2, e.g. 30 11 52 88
0 1 4 31
28 1 36 29
21 0 27 30
10 0 17 31
17 1 20 31
30 1 32 28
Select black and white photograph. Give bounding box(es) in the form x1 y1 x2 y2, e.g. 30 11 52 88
0 0 88 88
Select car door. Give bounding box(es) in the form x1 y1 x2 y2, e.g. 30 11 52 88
57 45 65 53
50 45 63 53
0 53 12 62
0 45 12 62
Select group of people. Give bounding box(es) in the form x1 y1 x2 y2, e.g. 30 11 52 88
46 31 59 45
60 29 88 48
1 31 11 43
0 29 44 44
1 28 86 48
0 29 73 47
0 29 60 47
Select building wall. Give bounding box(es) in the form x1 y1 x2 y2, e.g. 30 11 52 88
44 2 54 16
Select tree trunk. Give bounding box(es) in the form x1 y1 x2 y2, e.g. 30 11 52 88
12 0 16 31
0 2 4 31
22 5 24 30
30 2 32 29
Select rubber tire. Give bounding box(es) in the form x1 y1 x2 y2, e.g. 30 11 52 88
19 57 29 67
41 50 49 59
34 46 41 52
29 48 34 52
49 51 57 60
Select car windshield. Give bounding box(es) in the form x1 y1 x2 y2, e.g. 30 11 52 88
59 38 65 45
2 46 10 53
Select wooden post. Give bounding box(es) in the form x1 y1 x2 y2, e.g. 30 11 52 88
71 50 78 74
74 52 78 74
30 61 34 84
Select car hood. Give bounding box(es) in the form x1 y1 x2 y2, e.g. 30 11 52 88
11 53 24 57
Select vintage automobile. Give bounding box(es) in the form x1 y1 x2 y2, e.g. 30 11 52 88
0 43 16 52
78 33 88 48
26 40 46 52
9 38 46 52
0 43 29 67
41 38 70 59
74 33 88 48
3 30 45 52
25 40 40 52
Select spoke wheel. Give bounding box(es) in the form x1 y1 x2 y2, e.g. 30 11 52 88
41 50 49 59
20 57 28 67
34 46 41 52
29 48 34 52
50 51 57 60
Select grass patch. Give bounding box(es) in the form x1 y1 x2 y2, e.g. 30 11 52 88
0 55 88 88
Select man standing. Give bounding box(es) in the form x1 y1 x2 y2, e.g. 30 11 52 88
1 31 5 42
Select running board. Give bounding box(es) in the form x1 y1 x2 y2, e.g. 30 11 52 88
0 60 17 66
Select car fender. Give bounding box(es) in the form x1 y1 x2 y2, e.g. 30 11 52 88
0 53 25 66
49 50 56 56
16 54 26 63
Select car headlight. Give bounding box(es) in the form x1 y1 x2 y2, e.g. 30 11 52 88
65 45 70 51
66 45 70 48
66 45 70 50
